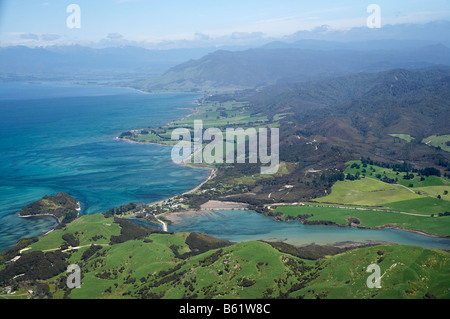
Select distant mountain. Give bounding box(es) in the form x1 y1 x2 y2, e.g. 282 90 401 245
134 43 450 92
0 45 215 81
261 39 441 51
283 21 450 47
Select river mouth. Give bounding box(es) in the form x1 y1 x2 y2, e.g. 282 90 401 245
160 210 450 250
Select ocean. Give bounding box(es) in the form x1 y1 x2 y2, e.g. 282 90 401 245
1 81 449 252
0 81 207 252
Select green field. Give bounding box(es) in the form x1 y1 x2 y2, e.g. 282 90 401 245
274 205 450 236
344 160 449 188
28 213 121 252
383 197 450 216
293 245 449 299
423 135 450 152
1 213 448 299
287 160 450 236
122 99 271 149
315 178 422 206
414 186 450 201
389 134 415 142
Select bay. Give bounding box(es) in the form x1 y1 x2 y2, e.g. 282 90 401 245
0 81 207 252
1 81 448 253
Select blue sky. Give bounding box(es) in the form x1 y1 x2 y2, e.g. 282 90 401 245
0 0 449 47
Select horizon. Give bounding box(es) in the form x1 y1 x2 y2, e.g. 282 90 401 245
0 1 449 49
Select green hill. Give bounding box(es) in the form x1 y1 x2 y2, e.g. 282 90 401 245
0 213 448 299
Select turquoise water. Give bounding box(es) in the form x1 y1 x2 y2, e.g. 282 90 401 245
1 82 449 253
0 82 207 252
168 210 450 250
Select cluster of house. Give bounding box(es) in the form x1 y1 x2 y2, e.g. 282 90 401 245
140 197 185 218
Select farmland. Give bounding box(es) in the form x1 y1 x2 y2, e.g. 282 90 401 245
272 160 450 236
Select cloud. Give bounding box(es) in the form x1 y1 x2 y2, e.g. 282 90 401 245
20 33 39 40
107 32 124 40
312 25 330 33
194 32 210 41
41 34 61 41
230 32 265 40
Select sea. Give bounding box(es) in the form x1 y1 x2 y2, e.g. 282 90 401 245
0 81 207 252
1 81 449 252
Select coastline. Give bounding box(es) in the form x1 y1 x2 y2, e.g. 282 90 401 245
19 213 61 224
8 85 448 253
359 224 450 239
268 212 450 239
18 200 81 224
114 90 216 207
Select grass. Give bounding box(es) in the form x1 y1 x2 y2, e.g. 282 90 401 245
274 205 450 236
69 239 317 299
3 212 449 299
70 233 185 299
389 134 415 142
293 245 450 299
122 99 269 148
344 160 449 188
422 135 450 152
383 197 450 216
414 186 450 201
28 213 121 252
314 178 422 206
229 162 293 187
294 160 450 236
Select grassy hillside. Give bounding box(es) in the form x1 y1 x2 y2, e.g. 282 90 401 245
0 213 448 300
423 135 450 152
293 245 449 299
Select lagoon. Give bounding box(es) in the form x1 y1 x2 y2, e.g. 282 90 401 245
167 210 450 250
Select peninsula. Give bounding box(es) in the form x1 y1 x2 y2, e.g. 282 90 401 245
19 192 80 225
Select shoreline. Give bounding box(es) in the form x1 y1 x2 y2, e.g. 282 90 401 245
359 224 450 239
18 201 81 225
271 214 450 239
162 206 448 249
19 213 61 224
9 84 449 253
114 91 215 209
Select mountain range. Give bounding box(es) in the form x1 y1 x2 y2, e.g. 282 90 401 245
132 43 450 92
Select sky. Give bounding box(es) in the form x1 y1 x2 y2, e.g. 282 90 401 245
0 0 449 48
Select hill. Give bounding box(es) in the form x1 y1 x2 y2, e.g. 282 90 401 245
0 213 448 300
133 44 450 92
185 67 450 206
19 192 80 224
